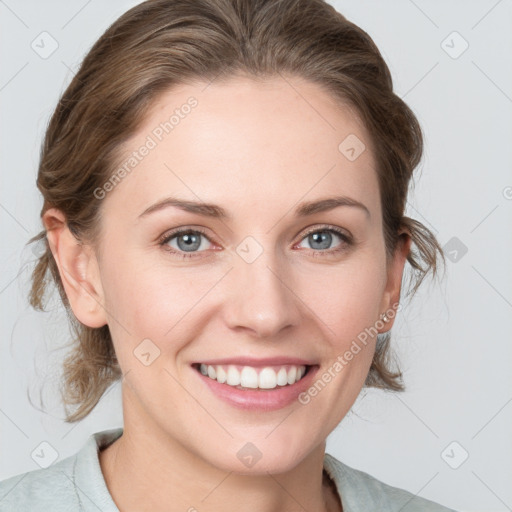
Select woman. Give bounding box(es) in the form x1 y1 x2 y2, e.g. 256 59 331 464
0 0 456 510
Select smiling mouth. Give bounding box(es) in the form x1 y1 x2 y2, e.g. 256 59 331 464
192 363 312 390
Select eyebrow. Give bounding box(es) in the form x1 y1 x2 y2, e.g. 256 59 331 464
138 195 370 220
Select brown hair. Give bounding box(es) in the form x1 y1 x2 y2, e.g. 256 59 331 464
29 0 445 422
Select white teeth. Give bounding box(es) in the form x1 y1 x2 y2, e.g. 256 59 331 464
276 367 288 386
240 367 258 388
287 366 297 385
198 364 307 389
226 365 241 386
216 366 227 384
258 367 277 389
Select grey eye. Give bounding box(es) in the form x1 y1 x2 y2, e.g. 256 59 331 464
166 231 211 252
298 230 343 251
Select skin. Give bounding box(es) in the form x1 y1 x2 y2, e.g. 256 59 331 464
44 74 411 512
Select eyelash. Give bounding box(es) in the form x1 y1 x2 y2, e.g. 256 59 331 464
158 225 353 260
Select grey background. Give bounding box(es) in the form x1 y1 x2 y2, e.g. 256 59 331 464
1 1 511 511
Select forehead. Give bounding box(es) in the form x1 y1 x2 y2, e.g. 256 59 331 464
105 74 380 221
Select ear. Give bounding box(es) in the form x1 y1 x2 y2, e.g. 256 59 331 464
43 208 107 328
377 230 411 333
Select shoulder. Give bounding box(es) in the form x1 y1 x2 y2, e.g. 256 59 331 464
0 428 122 512
323 453 458 512
0 452 78 511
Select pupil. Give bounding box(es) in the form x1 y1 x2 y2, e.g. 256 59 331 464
178 233 201 251
310 231 331 250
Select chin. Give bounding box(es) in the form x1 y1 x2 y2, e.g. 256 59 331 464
202 434 318 476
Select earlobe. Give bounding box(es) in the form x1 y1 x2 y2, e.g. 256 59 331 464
378 232 412 333
43 208 107 328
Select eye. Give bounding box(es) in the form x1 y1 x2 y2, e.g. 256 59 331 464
159 228 214 259
159 225 353 260
296 226 352 255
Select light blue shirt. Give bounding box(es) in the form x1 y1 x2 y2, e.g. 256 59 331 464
0 428 457 511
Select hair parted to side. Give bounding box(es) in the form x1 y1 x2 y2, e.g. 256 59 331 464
29 0 445 422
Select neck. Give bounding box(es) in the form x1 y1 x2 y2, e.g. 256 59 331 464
99 395 342 512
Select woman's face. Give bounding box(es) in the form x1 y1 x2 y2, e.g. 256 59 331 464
89 74 406 473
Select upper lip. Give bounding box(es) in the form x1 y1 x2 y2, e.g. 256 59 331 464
192 357 316 367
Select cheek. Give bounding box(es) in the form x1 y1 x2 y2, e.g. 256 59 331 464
99 253 226 351
298 255 387 343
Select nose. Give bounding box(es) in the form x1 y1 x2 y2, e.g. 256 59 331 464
222 250 301 339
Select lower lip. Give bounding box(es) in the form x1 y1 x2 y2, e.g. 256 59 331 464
193 365 319 411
